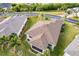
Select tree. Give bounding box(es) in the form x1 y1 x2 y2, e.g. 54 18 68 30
66 9 73 14
76 22 79 25
8 33 21 55
0 8 5 12
12 3 17 7
0 33 21 55
0 35 10 55
10 3 79 12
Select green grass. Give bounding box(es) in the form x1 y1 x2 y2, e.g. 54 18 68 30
71 16 79 20
51 22 79 56
34 10 65 15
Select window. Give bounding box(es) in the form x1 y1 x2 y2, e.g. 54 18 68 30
32 45 42 52
29 35 32 38
27 39 30 41
27 34 32 41
48 44 52 46
47 44 52 49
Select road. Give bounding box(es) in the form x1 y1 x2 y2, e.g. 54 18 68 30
0 12 39 17
0 15 27 37
44 14 79 23
65 18 79 23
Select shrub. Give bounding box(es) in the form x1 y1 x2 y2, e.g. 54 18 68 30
76 22 79 25
45 17 50 20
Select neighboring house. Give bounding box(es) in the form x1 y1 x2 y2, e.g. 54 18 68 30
0 3 12 10
0 15 27 37
26 18 63 53
67 7 79 18
64 35 79 56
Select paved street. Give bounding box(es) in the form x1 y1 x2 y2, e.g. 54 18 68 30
0 15 27 37
45 14 79 23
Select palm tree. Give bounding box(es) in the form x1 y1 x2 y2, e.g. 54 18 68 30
0 33 22 55
0 36 8 50
9 33 21 55
0 35 10 55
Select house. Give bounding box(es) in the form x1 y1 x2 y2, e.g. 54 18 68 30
0 15 27 37
26 18 63 53
0 3 12 10
67 7 79 18
64 35 79 56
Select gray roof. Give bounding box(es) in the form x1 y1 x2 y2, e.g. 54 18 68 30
0 15 27 37
0 3 11 8
65 35 79 56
